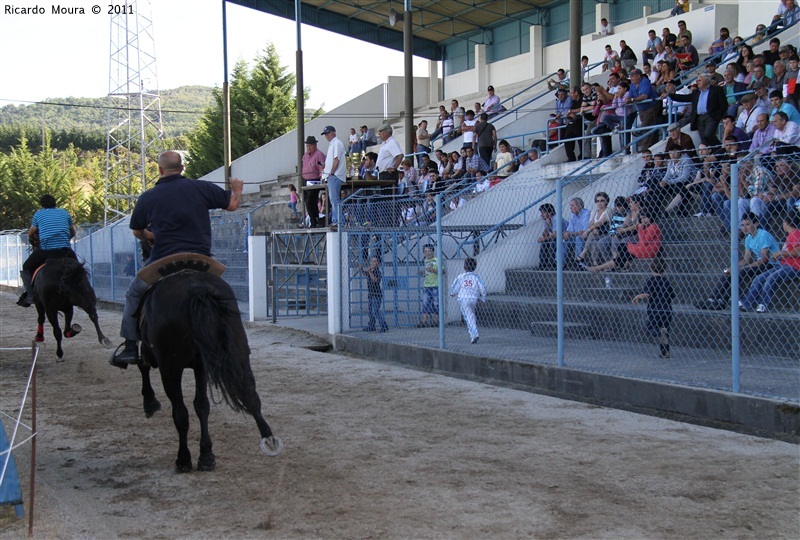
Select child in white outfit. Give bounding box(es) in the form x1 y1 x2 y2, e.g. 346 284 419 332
450 257 487 344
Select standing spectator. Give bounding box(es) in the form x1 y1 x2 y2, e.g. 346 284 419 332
593 80 634 157
416 120 431 167
671 0 689 17
376 123 403 180
619 40 638 70
475 112 497 165
359 257 388 332
723 67 750 117
462 110 477 149
301 135 325 229
598 17 613 36
449 257 487 344
642 30 662 62
632 258 676 358
562 197 591 267
602 44 619 72
321 126 346 225
562 86 585 162
483 85 503 116
287 184 299 219
450 99 465 138
697 213 780 310
494 140 514 178
417 244 439 328
741 213 800 313
669 73 728 147
537 203 567 270
627 68 662 151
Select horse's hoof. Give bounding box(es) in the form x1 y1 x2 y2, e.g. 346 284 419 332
65 324 82 338
143 400 161 418
175 463 193 474
100 337 112 348
259 436 283 457
35 334 44 343
197 456 216 472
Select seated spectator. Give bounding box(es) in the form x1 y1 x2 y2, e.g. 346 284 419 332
661 27 678 49
602 45 619 73
464 146 489 176
748 63 771 90
771 111 800 154
676 20 692 44
634 150 657 195
483 85 504 117
362 151 379 180
665 144 719 216
347 128 359 155
721 65 748 117
705 61 725 86
523 147 541 168
536 203 567 270
725 158 773 228
587 210 661 273
353 125 377 154
721 115 751 150
769 90 800 123
762 37 782 66
670 0 689 17
642 30 662 62
562 197 591 268
664 122 697 161
449 194 468 211
653 43 668 67
741 213 800 313
474 170 491 193
675 35 699 70
736 44 755 73
576 192 612 267
494 140 514 178
598 196 635 263
550 88 572 140
598 17 613 36
430 106 449 139
473 102 483 116
769 159 800 218
643 62 659 85
548 69 570 92
417 166 431 194
735 93 763 134
787 53 799 81
619 40 637 70
651 148 697 217
696 212 780 310
769 60 791 94
709 27 734 62
398 158 418 195
772 0 800 28
426 171 442 194
450 149 466 180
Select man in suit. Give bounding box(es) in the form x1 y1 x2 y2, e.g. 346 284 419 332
668 73 728 147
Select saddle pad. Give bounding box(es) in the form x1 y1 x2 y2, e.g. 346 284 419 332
136 253 226 285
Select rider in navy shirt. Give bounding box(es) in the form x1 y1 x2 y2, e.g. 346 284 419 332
110 151 243 367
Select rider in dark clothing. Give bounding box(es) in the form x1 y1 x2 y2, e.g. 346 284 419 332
17 194 77 307
110 151 244 368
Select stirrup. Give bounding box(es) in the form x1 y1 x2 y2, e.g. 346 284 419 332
108 342 141 369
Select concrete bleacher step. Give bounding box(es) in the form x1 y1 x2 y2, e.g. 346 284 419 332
477 296 800 359
530 320 594 340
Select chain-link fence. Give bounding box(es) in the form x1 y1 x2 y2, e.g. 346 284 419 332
0 231 27 288
339 150 800 403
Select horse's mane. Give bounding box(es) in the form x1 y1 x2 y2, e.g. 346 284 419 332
57 259 92 300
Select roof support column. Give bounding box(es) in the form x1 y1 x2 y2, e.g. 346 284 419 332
529 25 543 79
404 0 414 155
569 0 581 89
475 43 487 95
295 0 305 186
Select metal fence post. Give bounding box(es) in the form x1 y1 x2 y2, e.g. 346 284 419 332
730 161 740 393
436 192 445 350
556 176 565 367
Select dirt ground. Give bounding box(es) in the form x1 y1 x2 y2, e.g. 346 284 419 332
0 290 798 539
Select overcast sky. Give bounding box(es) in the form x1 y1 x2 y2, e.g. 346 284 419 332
0 0 432 111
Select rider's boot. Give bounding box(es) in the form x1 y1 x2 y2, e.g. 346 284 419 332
16 270 33 307
109 339 141 369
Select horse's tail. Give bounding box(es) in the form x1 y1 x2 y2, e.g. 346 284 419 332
59 258 97 307
187 281 253 413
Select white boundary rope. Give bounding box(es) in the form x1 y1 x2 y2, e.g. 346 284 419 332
0 343 38 492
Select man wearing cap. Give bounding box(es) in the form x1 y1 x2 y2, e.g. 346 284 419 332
661 78 691 126
483 86 502 116
321 126 346 225
737 94 767 135
664 123 697 161
668 73 728 147
704 62 724 86
376 123 403 181
626 68 661 150
301 135 326 228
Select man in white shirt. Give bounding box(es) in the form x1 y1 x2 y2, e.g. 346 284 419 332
461 110 477 149
598 17 613 36
736 94 766 135
375 123 403 180
450 99 465 137
771 111 800 153
321 125 347 225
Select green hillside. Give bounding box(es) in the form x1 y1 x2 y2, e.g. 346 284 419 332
0 85 215 141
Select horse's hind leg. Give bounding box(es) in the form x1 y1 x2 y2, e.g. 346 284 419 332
241 371 283 457
45 308 64 360
160 369 192 473
138 363 161 418
34 305 45 342
193 364 216 472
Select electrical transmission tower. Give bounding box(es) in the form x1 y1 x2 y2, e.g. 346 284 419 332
105 0 164 224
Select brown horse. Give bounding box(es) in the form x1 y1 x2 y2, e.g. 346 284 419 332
136 269 283 472
32 257 112 359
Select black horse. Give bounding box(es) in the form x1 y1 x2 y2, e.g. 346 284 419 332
32 257 112 359
136 269 283 473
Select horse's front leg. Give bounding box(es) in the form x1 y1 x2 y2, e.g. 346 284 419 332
193 364 215 472
86 307 112 348
160 368 192 473
44 307 64 360
138 363 161 418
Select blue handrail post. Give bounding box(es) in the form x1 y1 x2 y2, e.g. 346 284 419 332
556 176 565 367
730 162 741 393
